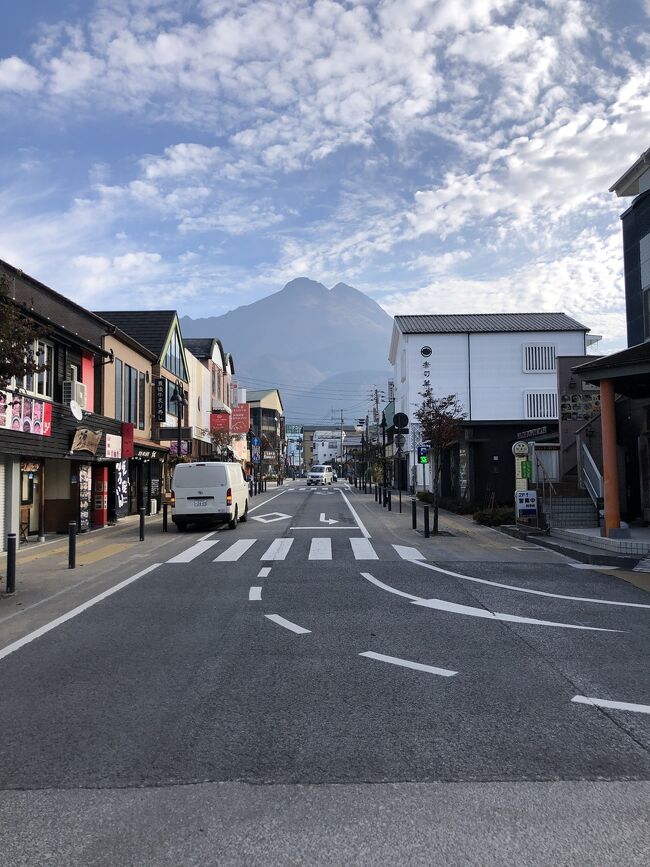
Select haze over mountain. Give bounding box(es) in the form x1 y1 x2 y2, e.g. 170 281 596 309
180 278 392 424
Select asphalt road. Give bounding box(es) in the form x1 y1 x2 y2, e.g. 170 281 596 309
0 481 648 865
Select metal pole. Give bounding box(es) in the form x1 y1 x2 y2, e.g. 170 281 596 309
387 489 392 511
383 486 387 507
177 400 182 461
412 498 417 530
139 507 145 541
424 505 430 538
162 502 168 532
5 533 16 594
68 521 76 569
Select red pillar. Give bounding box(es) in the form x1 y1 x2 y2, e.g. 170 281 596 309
600 379 621 536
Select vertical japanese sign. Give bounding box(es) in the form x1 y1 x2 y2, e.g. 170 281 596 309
231 403 250 434
153 378 166 422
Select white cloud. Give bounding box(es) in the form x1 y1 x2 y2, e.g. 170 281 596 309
0 57 41 92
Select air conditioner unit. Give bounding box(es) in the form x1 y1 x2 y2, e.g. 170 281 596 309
63 380 87 409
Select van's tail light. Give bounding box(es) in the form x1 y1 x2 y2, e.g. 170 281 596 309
170 492 176 507
226 487 233 506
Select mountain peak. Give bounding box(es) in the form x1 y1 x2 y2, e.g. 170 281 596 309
280 277 328 296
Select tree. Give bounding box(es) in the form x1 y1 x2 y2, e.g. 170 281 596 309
209 428 233 458
0 273 47 387
414 381 465 533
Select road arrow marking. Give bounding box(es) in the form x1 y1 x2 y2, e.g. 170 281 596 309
319 513 338 525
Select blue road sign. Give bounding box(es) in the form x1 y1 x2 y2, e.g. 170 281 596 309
252 436 261 446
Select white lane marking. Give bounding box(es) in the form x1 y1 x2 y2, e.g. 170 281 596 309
214 539 257 562
361 573 622 632
361 572 419 601
0 564 161 662
393 545 425 561
339 490 371 539
249 586 262 601
512 546 544 551
260 538 294 561
258 567 271 578
251 512 292 524
198 530 218 541
309 538 332 560
319 513 338 525
411 559 650 609
572 695 650 715
248 491 287 513
167 540 220 563
568 564 619 570
265 614 311 634
351 538 378 560
290 526 357 530
360 651 457 678
411 597 621 631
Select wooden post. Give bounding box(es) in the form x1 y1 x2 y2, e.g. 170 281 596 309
600 379 621 536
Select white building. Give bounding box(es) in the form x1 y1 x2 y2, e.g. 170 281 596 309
313 430 344 465
388 313 593 502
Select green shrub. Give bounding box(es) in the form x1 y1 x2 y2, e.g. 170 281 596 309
473 506 515 526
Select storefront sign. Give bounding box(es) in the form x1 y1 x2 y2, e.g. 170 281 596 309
210 412 230 433
21 461 40 473
106 434 122 459
121 422 135 459
515 490 537 519
231 403 251 434
153 378 166 422
0 391 52 436
71 428 103 455
169 441 190 456
512 441 529 457
516 426 548 441
78 464 92 531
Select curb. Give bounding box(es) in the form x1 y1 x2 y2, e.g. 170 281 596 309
497 525 640 569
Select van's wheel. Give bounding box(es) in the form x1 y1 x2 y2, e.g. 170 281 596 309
240 501 248 522
228 506 238 529
175 521 188 532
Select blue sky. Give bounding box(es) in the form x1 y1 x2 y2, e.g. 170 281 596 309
1 0 649 350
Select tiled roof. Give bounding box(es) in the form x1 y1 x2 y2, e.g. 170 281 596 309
183 338 214 358
394 313 588 334
95 311 176 356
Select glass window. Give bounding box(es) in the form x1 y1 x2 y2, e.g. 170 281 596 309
128 366 138 423
20 340 54 398
163 329 187 380
138 372 146 429
115 359 123 421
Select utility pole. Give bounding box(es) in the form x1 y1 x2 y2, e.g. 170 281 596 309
339 409 344 477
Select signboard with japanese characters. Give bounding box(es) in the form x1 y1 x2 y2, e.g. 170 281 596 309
105 434 122 459
71 428 103 455
231 403 251 434
210 412 230 433
515 490 537 519
153 378 166 422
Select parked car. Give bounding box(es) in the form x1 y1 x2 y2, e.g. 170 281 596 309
171 461 249 530
307 465 334 486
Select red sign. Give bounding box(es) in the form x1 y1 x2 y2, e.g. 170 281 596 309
121 422 135 459
210 412 230 433
231 403 250 435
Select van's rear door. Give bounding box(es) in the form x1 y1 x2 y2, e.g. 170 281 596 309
173 464 228 517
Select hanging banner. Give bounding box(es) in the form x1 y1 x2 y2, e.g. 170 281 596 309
153 378 166 422
121 422 135 458
71 428 103 455
231 403 250 434
210 412 230 433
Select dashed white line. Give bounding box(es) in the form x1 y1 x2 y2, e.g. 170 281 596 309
359 651 457 677
258 567 271 578
167 540 219 563
572 695 650 714
248 491 287 513
214 539 256 561
249 586 262 601
265 614 311 634
261 539 294 561
411 559 650 609
198 530 218 541
350 538 378 560
0 564 161 662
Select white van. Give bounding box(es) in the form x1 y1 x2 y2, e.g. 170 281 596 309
307 465 333 486
171 462 249 531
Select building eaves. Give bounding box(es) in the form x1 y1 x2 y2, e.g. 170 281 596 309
394 312 588 334
609 147 650 197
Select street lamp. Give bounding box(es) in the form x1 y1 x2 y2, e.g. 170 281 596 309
170 380 187 460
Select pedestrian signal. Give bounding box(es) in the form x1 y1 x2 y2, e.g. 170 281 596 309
419 455 428 464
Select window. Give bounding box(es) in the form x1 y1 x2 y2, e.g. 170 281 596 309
524 390 558 419
115 360 123 421
138 372 146 429
400 348 407 382
523 344 556 373
212 369 216 396
69 363 79 382
122 365 139 424
217 372 222 402
163 329 186 380
19 340 54 398
644 288 650 341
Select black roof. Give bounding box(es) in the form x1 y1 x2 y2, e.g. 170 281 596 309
183 338 214 358
95 311 177 356
394 312 588 334
574 341 650 374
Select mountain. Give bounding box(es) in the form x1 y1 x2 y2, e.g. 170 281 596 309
180 278 393 422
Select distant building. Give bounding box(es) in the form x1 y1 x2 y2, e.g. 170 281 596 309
247 388 285 477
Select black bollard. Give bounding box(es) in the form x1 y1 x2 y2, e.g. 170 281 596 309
374 485 377 502
5 533 16 595
412 498 417 530
424 505 430 538
139 507 145 541
382 487 387 508
162 502 168 533
254 480 258 495
249 481 253 498
68 521 77 569
387 489 392 511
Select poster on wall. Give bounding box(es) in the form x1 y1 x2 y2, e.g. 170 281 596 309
78 464 92 532
0 391 52 436
115 460 129 517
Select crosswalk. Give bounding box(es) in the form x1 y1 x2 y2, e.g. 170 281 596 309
165 537 425 566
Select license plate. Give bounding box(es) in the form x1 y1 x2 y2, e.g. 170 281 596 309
193 500 207 507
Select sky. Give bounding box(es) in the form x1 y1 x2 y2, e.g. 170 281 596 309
1 0 649 352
